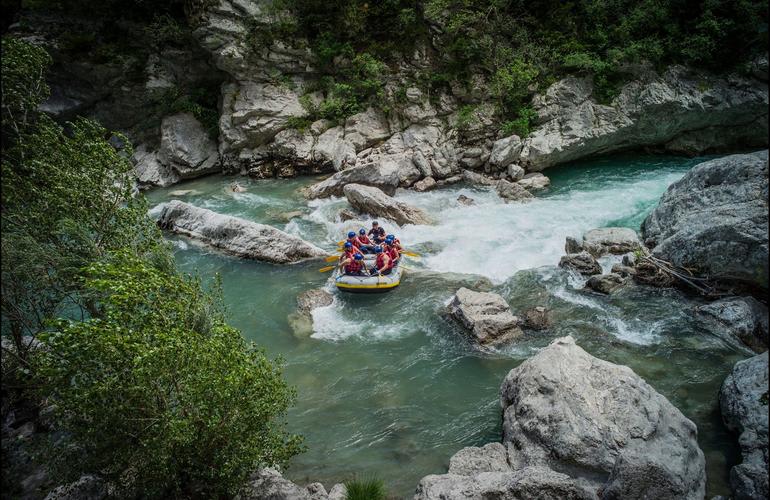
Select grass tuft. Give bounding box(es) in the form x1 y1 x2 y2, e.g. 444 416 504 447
344 475 387 500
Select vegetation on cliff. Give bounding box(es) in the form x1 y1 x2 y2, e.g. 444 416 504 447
1 36 301 497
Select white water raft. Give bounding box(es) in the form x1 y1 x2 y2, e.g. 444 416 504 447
333 262 403 293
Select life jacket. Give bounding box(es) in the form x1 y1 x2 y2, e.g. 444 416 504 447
345 259 363 273
356 234 371 245
340 250 356 263
376 253 391 270
386 244 399 261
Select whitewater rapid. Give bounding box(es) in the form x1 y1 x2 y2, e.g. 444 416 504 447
298 167 687 283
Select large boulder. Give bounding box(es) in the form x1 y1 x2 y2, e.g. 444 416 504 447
516 68 768 170
517 172 550 191
585 273 627 294
558 251 603 276
159 113 220 179
719 352 769 500
696 297 769 353
641 151 769 293
305 162 401 199
132 145 178 188
446 288 523 346
488 135 523 168
343 184 431 226
500 336 706 499
156 201 326 264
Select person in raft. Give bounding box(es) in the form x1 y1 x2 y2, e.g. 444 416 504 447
384 234 401 263
345 231 361 252
355 228 375 254
370 245 393 276
340 252 366 276
367 220 386 244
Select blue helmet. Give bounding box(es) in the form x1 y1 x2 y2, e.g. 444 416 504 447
348 231 356 238
344 241 353 249
386 234 395 241
359 228 366 235
374 245 383 253
354 253 364 260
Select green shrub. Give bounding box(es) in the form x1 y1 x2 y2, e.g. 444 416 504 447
501 106 538 138
33 252 303 497
344 475 387 500
455 104 477 131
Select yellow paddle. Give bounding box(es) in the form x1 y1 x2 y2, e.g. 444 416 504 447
324 254 342 262
318 265 336 272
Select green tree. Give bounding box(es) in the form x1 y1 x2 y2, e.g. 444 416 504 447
34 252 303 497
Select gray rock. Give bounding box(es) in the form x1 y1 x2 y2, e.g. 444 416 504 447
44 475 105 500
489 135 523 168
565 236 583 254
296 289 333 316
500 336 706 499
414 466 598 500
238 468 319 500
517 172 550 191
495 179 534 203
696 297 768 352
719 352 769 500
559 251 602 276
133 145 178 188
446 288 523 346
159 113 220 179
344 107 390 150
305 162 401 199
343 184 431 226
521 306 551 331
506 163 525 181
338 209 359 222
457 195 475 206
413 176 437 192
611 264 637 277
462 169 497 186
641 151 769 292
157 201 326 264
518 68 768 170
582 227 641 257
448 443 510 475
327 483 346 500
586 273 627 294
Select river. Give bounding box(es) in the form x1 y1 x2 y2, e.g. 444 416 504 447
146 153 749 498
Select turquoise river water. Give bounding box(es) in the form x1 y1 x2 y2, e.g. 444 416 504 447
146 154 751 498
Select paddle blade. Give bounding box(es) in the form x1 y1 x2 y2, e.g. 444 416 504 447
403 250 420 257
318 265 336 272
324 255 340 262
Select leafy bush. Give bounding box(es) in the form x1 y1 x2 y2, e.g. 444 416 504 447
455 104 477 131
344 475 387 500
501 107 538 138
34 252 303 497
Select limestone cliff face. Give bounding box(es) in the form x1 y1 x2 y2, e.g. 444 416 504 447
189 0 768 187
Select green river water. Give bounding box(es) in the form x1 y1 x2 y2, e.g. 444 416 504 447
146 154 750 498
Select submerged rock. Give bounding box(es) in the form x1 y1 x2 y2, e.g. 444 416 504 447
641 151 769 293
156 201 326 264
719 352 769 500
696 297 769 353
446 288 523 346
521 306 551 331
296 289 333 316
558 251 602 276
457 194 475 206
500 336 706 499
343 184 431 226
585 272 627 294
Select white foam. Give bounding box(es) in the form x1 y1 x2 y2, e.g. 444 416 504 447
310 300 408 341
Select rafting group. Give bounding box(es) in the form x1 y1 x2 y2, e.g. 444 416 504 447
326 221 408 293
